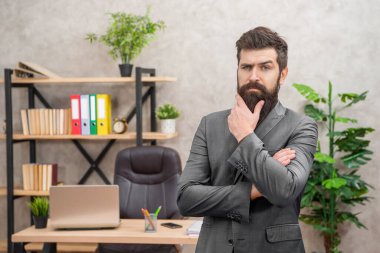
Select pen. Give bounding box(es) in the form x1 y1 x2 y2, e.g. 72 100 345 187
141 208 155 229
154 205 162 217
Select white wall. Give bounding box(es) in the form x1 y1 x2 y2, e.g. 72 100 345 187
1 1 379 252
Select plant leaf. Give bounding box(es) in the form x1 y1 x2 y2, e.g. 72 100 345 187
304 104 327 122
338 91 368 108
293 84 326 103
322 178 347 189
335 117 358 123
336 212 367 229
314 152 336 164
340 149 373 169
335 127 374 152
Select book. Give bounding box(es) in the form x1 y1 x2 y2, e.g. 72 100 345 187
16 61 61 78
20 109 29 135
13 67 47 78
40 109 46 135
186 220 202 236
22 164 30 190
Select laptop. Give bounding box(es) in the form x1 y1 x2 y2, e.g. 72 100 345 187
50 185 120 229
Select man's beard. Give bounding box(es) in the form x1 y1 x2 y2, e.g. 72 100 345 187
237 80 280 126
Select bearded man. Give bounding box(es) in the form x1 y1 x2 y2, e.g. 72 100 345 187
177 27 318 253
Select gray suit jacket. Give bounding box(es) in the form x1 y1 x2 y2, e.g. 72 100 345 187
177 102 318 253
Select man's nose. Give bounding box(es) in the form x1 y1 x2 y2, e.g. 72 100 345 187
249 68 260 82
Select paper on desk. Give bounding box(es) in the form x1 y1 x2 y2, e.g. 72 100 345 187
186 220 203 236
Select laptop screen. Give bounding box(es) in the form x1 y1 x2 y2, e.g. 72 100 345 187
50 185 120 229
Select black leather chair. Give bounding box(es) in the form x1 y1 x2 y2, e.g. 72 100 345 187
96 146 182 253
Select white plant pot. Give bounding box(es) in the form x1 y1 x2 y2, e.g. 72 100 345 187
160 119 176 134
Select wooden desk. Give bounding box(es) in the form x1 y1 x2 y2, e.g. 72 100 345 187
12 219 198 253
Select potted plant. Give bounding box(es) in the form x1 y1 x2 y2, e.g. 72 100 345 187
28 197 49 229
86 9 165 77
293 81 374 253
156 104 180 134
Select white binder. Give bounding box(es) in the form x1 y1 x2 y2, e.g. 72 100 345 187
80 94 90 135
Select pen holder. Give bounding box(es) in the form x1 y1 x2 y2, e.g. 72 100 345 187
144 213 157 233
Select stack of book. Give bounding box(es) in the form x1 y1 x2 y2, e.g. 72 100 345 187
20 109 71 135
22 163 58 191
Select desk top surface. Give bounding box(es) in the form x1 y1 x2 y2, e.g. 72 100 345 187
12 219 198 245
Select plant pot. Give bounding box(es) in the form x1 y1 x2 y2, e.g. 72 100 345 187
33 215 48 229
160 119 176 134
119 63 133 77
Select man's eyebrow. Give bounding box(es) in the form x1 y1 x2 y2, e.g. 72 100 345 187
258 60 274 65
240 60 274 66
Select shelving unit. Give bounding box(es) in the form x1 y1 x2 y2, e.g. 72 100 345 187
2 67 177 253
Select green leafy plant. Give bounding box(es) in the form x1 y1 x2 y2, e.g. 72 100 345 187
293 81 374 253
86 9 165 64
28 197 49 217
156 104 180 120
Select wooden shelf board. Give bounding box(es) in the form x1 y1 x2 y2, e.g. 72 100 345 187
25 242 98 252
0 187 49 196
0 76 177 85
0 241 97 253
0 132 178 141
0 240 6 253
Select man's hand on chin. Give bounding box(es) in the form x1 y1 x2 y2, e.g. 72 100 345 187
228 94 264 143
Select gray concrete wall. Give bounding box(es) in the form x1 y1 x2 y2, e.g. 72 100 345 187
1 1 379 252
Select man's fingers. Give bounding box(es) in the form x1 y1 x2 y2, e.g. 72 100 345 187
273 148 295 159
273 148 296 166
253 100 265 115
276 154 294 163
281 159 291 166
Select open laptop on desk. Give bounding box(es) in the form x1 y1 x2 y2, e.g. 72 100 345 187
50 185 120 229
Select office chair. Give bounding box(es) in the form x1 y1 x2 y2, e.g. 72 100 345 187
96 146 182 253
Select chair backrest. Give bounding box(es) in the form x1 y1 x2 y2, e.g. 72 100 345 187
114 146 182 219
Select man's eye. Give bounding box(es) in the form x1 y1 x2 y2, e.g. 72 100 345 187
242 65 251 70
261 65 270 71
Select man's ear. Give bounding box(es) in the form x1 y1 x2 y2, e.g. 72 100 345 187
279 67 288 85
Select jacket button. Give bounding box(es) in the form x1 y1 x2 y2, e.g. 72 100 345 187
228 239 234 245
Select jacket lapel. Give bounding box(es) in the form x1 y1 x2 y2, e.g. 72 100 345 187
254 102 286 139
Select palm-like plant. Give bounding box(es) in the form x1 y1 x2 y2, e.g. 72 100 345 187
293 81 374 253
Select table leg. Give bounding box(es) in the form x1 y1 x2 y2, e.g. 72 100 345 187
42 243 57 253
14 243 26 253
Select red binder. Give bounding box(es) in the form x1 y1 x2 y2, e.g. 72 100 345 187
70 94 81 135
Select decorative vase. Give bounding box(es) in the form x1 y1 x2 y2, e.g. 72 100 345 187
119 63 133 77
160 119 176 134
33 215 48 229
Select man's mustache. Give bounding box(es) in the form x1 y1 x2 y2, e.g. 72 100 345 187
240 82 268 94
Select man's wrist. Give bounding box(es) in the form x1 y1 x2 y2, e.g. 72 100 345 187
238 130 253 143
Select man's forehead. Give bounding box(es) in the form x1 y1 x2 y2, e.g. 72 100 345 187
239 48 278 64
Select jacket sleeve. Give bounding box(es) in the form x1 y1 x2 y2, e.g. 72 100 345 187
227 116 318 207
177 116 252 223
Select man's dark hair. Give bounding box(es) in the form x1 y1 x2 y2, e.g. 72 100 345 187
236 26 288 72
